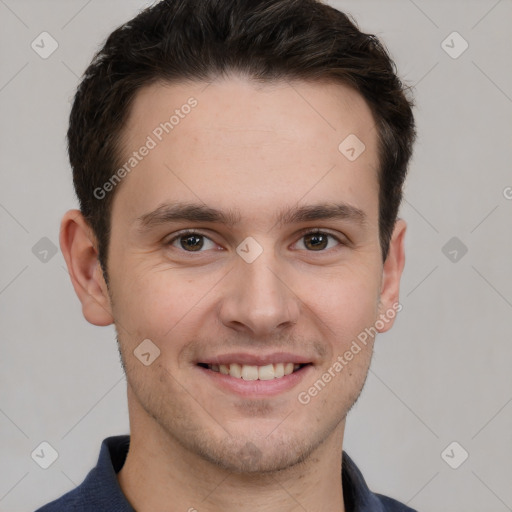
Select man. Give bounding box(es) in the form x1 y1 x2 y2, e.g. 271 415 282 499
37 0 416 510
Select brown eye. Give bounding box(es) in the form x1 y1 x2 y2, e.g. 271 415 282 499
167 231 218 252
295 230 342 252
180 234 204 251
303 232 329 251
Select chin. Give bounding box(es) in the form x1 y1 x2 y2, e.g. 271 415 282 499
187 430 316 475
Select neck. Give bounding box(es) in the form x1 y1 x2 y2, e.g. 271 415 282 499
117 387 346 512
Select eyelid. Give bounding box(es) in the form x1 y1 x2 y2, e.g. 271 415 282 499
293 227 348 246
165 229 220 248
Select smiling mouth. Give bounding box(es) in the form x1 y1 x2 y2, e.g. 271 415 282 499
197 362 311 380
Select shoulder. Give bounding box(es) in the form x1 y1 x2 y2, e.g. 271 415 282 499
342 452 417 512
33 435 132 512
375 493 417 512
34 490 81 511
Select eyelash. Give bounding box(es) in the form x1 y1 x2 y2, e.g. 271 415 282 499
165 228 345 253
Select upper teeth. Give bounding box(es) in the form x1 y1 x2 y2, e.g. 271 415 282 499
207 363 302 380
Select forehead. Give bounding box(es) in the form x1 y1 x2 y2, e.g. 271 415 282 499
113 76 380 227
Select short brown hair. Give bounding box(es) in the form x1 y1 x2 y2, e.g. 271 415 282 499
68 0 415 279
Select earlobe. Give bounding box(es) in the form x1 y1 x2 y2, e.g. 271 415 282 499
59 209 114 326
377 219 406 333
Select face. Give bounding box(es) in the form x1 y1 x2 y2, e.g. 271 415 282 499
78 76 404 473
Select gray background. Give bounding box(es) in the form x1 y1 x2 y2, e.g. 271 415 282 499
1 0 511 511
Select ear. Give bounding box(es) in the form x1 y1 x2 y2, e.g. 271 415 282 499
59 209 114 326
376 218 406 333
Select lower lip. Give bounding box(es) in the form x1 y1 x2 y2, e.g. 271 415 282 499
196 364 313 398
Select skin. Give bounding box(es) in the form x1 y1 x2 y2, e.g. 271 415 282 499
60 76 406 512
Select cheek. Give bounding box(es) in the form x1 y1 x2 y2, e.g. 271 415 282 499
294 263 381 335
110 264 221 342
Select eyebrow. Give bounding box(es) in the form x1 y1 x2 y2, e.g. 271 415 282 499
135 201 367 232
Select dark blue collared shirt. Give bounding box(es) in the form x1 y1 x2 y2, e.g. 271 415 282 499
35 435 417 511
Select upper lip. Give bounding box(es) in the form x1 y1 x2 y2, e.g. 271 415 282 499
197 352 314 366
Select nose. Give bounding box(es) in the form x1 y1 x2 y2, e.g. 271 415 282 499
218 250 300 337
